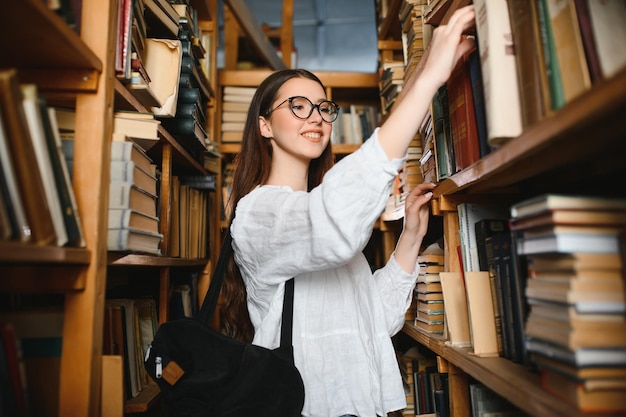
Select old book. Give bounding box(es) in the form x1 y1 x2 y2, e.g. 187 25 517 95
530 351 626 380
510 209 626 231
113 112 161 152
469 383 522 417
108 227 162 254
142 38 183 117
486 233 510 359
446 47 480 171
108 208 159 234
584 0 626 79
416 282 442 293
473 0 523 147
526 252 623 272
545 0 592 103
537 0 566 111
528 298 625 324
511 194 626 218
222 111 247 122
541 368 626 413
110 161 157 196
109 182 157 217
431 86 454 180
525 313 626 349
222 100 251 113
525 276 625 305
507 0 551 129
439 272 471 347
517 232 621 255
465 271 499 357
20 84 67 247
221 121 245 132
221 130 243 143
415 317 444 333
416 291 444 302
526 337 626 367
572 0 602 84
110 139 156 178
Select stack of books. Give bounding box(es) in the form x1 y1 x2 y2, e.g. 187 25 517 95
414 245 445 335
107 139 162 255
511 194 626 413
220 86 256 143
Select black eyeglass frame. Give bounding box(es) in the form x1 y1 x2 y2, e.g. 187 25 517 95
265 96 340 123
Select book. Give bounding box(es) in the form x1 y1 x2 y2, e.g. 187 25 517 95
108 227 162 254
110 161 157 196
525 314 626 349
109 182 157 217
465 271 499 357
457 203 508 273
507 0 551 129
526 252 622 272
530 350 626 380
537 0 566 111
110 140 156 176
113 112 161 152
439 272 472 347
510 209 626 231
222 100 251 112
545 0 591 103
473 0 523 147
143 0 179 38
108 208 160 234
20 84 68 247
585 0 626 79
525 276 625 305
142 38 183 117
431 86 454 180
446 47 480 171
525 337 626 367
517 232 621 255
414 317 444 333
540 367 626 413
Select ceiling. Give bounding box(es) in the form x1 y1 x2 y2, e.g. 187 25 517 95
218 0 380 72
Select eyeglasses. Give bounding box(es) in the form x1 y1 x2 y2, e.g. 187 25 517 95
266 96 340 123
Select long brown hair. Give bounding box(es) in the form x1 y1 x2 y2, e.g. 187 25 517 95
221 69 335 341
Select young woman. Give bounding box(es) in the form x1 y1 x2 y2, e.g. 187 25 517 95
222 6 475 416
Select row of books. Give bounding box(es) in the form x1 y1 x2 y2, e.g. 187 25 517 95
104 297 159 399
331 104 380 145
439 193 626 413
419 0 626 185
0 70 85 248
396 346 441 416
220 85 255 144
412 247 445 336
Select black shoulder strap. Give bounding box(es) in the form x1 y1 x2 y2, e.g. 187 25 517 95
197 227 295 349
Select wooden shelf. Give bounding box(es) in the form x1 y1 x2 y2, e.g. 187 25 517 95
433 68 626 202
0 0 101 93
108 253 210 267
403 322 614 417
124 382 161 414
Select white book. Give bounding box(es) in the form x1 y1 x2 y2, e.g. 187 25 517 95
586 0 626 79
517 232 620 255
20 84 68 246
473 0 523 147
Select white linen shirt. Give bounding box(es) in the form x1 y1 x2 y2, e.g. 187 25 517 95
231 129 420 417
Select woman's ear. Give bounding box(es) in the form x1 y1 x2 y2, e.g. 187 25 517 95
259 116 272 138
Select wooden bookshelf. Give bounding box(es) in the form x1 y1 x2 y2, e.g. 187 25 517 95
386 1 626 416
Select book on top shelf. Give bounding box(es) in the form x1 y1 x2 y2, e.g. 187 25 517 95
545 0 591 103
143 38 183 117
584 0 626 80
473 0 523 147
507 0 552 129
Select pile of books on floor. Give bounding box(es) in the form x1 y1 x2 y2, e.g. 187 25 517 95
511 194 626 413
414 244 445 335
107 140 162 255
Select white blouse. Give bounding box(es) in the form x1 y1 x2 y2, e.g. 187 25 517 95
231 129 420 417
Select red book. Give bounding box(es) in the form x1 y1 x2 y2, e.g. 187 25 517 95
446 48 480 171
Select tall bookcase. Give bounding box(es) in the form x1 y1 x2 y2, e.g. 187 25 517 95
0 0 219 416
378 1 626 416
